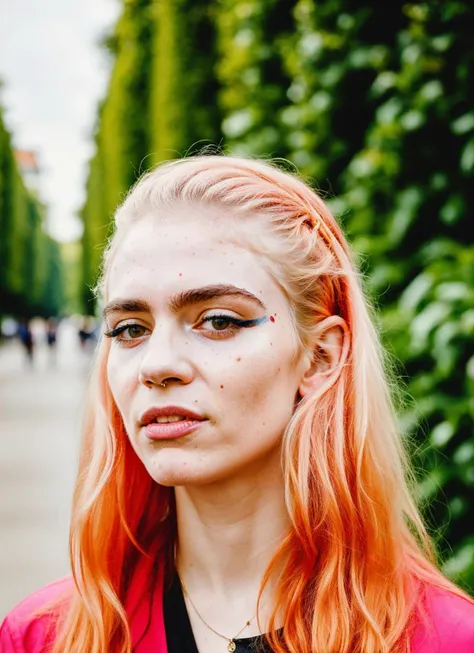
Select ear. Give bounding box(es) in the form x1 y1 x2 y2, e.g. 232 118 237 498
298 316 350 398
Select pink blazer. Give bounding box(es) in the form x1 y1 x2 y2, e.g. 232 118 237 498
1 570 474 652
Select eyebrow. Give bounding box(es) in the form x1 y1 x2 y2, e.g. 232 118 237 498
103 284 267 320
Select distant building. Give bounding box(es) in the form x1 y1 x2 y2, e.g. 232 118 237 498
14 149 40 192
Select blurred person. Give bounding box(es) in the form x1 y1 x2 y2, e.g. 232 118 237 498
1 156 473 653
46 317 58 366
78 315 97 350
0 317 18 340
77 316 90 348
46 317 58 348
17 318 34 366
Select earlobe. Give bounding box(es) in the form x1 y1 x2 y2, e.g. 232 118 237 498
298 316 350 398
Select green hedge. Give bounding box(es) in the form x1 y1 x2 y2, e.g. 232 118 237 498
0 108 64 319
80 0 474 591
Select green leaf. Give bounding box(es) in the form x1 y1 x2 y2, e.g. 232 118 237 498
440 195 466 225
419 80 443 102
400 110 424 131
460 139 474 173
443 542 474 578
430 421 455 448
453 442 474 465
452 113 474 135
399 273 434 313
410 302 451 351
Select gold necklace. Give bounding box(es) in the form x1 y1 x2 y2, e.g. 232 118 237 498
179 577 257 652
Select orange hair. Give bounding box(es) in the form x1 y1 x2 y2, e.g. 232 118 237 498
51 156 470 652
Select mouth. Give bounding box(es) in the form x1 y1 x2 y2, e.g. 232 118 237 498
144 419 205 440
154 415 192 424
140 405 205 425
139 405 207 440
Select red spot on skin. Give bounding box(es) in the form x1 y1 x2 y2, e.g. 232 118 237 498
179 273 183 276
270 316 275 322
220 385 224 389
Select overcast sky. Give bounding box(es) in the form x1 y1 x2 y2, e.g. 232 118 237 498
0 0 121 242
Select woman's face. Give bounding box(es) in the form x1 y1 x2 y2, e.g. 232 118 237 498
105 205 309 487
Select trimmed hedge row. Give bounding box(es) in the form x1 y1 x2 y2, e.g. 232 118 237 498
0 109 63 319
81 0 474 590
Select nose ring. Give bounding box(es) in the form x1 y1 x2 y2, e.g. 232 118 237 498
160 381 167 388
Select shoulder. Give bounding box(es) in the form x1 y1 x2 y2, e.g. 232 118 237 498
411 584 474 653
0 577 72 653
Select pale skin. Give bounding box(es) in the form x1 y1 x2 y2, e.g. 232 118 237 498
105 205 348 653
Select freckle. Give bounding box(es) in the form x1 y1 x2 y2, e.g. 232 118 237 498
220 385 224 389
270 316 275 322
236 357 241 362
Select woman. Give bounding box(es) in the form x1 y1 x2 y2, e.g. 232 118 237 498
1 155 473 653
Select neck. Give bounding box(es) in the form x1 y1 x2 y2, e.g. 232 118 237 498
175 452 289 598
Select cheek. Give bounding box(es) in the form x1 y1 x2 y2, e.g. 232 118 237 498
106 353 136 418
218 344 296 420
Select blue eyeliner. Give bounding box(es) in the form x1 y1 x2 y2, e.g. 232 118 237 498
231 316 269 328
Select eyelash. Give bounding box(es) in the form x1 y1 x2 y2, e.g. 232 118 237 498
104 314 265 344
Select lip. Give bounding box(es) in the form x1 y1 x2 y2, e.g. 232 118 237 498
139 405 207 441
139 405 206 426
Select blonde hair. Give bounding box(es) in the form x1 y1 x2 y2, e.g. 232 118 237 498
52 156 467 652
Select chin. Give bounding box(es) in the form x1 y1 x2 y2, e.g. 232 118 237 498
143 448 220 487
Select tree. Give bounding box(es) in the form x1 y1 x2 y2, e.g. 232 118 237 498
0 106 63 319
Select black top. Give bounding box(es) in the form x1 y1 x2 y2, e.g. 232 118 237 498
163 573 275 653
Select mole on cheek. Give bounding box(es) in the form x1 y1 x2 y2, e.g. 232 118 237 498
220 385 224 389
236 357 241 362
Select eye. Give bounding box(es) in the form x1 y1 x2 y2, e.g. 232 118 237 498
124 324 147 339
197 314 268 339
197 314 244 339
207 316 233 331
104 323 149 342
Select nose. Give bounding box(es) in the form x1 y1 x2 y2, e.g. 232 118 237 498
138 323 194 389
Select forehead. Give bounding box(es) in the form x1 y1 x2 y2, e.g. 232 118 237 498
106 209 285 307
